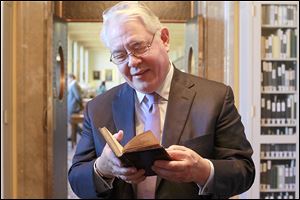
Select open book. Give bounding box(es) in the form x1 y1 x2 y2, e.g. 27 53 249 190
99 127 171 176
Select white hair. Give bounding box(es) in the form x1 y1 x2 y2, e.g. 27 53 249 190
100 1 162 47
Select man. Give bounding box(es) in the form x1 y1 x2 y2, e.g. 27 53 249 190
68 2 255 199
67 73 83 121
96 81 107 95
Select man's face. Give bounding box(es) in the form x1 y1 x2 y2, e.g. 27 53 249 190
106 20 170 93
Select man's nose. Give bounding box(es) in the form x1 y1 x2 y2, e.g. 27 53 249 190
127 54 142 67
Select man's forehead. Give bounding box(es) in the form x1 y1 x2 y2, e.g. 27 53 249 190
108 32 149 52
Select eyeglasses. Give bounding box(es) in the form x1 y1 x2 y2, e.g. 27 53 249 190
110 31 157 65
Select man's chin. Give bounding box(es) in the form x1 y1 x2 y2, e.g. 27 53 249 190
131 82 156 94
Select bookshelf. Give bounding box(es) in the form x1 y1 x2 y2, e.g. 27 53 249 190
248 2 299 199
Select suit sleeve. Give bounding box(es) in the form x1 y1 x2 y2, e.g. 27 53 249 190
210 86 255 198
68 103 112 198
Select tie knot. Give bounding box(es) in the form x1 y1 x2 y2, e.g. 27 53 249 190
145 93 160 104
145 93 160 111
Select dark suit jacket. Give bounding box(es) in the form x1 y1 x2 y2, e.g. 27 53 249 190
68 68 255 199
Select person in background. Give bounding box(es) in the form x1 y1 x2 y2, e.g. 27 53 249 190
68 2 255 199
67 73 83 121
96 80 107 95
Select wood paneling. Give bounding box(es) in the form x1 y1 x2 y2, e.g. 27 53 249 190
54 1 191 22
3 1 56 198
144 1 192 22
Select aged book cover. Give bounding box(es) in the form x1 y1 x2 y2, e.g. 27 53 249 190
99 127 171 176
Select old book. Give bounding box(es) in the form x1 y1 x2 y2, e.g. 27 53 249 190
99 127 171 176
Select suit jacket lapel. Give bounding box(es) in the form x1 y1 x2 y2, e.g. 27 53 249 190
161 69 196 148
112 84 136 146
157 69 196 188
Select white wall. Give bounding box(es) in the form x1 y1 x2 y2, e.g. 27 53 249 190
89 49 125 90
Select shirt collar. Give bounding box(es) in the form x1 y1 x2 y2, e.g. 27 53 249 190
136 61 174 104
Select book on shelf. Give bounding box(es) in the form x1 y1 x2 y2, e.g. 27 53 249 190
98 127 171 176
262 5 297 26
261 61 296 92
260 160 296 191
261 93 297 125
259 3 298 199
261 29 297 59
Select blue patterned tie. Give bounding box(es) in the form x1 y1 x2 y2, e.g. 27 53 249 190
137 93 161 199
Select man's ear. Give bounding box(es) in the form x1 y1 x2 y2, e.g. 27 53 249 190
160 27 170 52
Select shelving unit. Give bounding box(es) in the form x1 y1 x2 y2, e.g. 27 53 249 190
249 2 299 199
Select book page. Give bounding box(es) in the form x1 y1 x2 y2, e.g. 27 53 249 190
99 127 123 157
123 131 161 152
